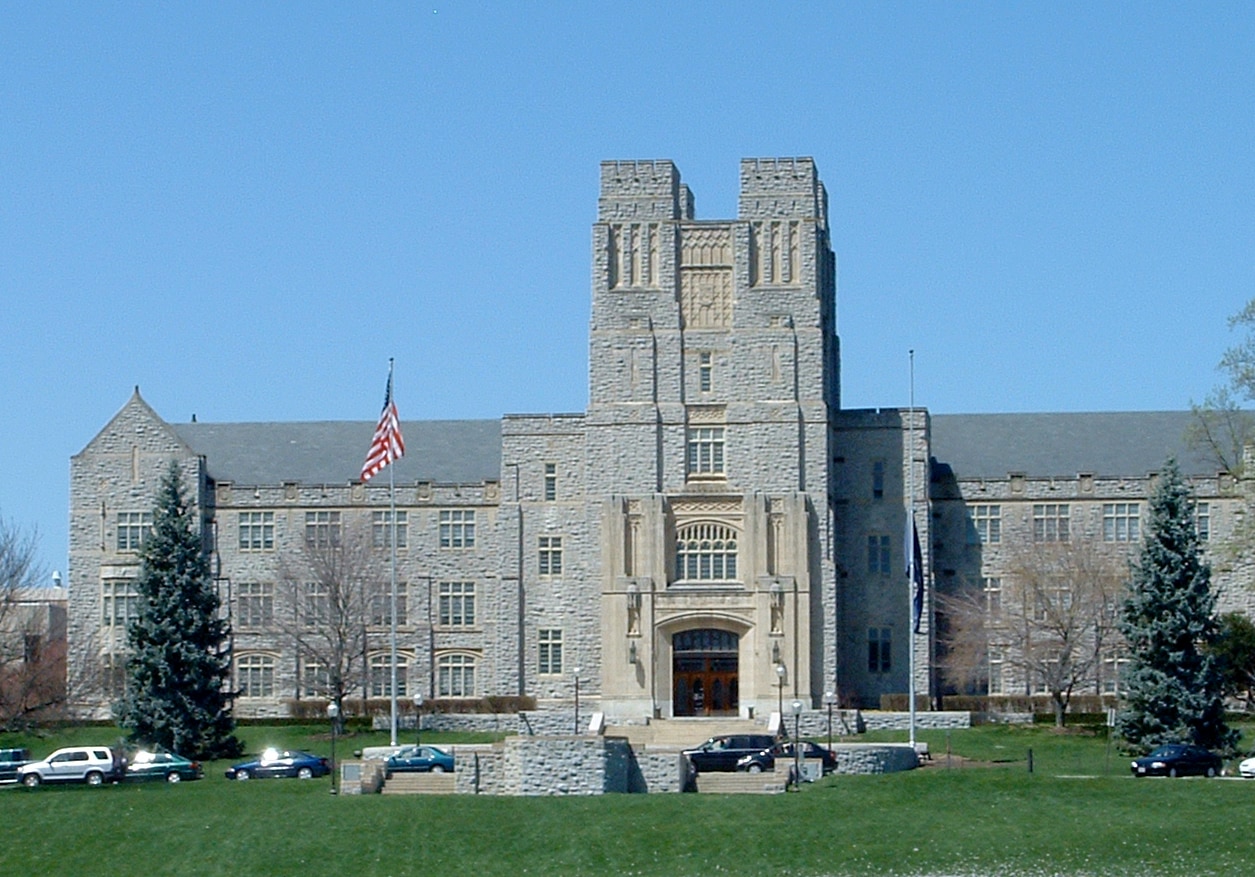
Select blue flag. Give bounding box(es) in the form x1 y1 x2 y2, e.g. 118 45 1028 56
907 515 924 634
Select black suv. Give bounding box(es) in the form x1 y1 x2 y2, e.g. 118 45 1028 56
0 748 31 783
682 734 777 773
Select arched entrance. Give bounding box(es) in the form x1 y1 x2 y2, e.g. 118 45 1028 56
672 629 739 716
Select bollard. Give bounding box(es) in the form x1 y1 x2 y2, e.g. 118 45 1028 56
1027 748 1033 774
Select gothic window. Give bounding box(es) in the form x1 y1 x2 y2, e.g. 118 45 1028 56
437 653 476 697
370 653 408 698
236 654 276 698
675 522 739 583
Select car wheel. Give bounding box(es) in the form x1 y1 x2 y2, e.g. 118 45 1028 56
297 766 313 779
166 771 182 783
748 764 763 774
85 771 104 786
22 773 40 788
1207 766 1217 778
235 769 250 781
431 765 445 773
1169 767 1179 778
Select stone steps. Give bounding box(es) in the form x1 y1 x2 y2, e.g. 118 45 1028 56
381 771 456 795
693 770 786 795
607 717 773 748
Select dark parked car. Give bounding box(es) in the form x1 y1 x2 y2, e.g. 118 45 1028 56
736 740 837 775
1130 744 1222 778
385 745 454 778
0 748 31 783
683 734 778 773
126 750 203 783
225 748 330 781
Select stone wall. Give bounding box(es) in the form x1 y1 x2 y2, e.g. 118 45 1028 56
833 743 919 774
857 710 971 731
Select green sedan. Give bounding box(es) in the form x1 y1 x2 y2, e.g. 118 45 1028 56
125 750 203 783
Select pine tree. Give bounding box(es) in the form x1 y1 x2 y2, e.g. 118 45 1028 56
1116 458 1237 752
114 461 242 759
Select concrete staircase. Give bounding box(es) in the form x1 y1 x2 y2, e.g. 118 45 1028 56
381 771 455 795
692 770 786 795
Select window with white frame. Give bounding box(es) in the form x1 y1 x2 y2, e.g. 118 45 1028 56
675 522 738 582
538 628 563 675
302 661 329 698
686 426 725 477
369 653 408 698
304 582 329 628
1032 504 1070 542
304 511 341 548
236 582 274 629
238 512 274 551
988 648 1005 695
236 654 275 698
372 510 408 549
370 582 408 628
1102 503 1140 542
116 512 152 552
539 536 563 576
437 653 476 697
544 463 557 502
968 505 1001 544
438 581 476 627
982 577 1002 620
867 627 891 674
102 580 140 629
103 653 127 698
1102 653 1129 695
867 534 890 576
698 352 713 393
439 510 476 548
1196 502 1211 541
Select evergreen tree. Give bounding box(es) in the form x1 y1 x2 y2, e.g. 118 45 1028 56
114 461 242 759
1116 458 1237 752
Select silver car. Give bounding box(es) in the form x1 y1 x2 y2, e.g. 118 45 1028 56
18 747 121 787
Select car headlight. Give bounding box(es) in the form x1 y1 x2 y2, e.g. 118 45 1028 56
1151 761 1166 769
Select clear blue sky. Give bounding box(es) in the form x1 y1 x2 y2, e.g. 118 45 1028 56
3 3 1253 579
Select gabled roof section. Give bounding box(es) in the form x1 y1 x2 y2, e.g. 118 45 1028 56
171 419 502 486
74 387 196 459
929 411 1221 480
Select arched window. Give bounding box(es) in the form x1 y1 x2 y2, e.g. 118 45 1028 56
236 654 275 698
369 653 409 698
437 653 477 697
675 522 739 583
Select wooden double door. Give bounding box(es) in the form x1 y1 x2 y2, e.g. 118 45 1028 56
672 629 739 717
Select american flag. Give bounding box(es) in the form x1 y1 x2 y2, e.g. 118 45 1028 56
361 367 405 482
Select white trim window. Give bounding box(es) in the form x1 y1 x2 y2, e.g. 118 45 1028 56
370 582 408 628
102 580 140 629
372 510 408 549
369 653 408 698
439 510 476 548
116 512 152 552
686 427 725 477
1032 504 1070 542
438 581 475 627
236 654 276 698
238 512 274 551
437 653 476 697
1102 503 1140 542
304 511 341 548
968 505 1001 545
1196 502 1211 542
236 582 274 629
539 536 563 576
675 522 738 582
539 628 563 675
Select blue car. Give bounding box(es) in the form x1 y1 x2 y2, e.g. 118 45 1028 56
385 745 454 777
225 748 330 781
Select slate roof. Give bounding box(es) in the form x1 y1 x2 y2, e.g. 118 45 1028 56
172 420 502 486
929 411 1220 480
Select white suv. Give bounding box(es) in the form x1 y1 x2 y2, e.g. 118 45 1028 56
18 747 121 787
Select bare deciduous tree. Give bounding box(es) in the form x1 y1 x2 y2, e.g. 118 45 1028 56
939 537 1128 726
0 514 65 729
275 522 391 723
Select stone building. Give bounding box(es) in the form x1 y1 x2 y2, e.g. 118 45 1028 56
67 158 1245 721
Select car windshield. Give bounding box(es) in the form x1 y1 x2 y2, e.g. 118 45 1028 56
1148 746 1182 757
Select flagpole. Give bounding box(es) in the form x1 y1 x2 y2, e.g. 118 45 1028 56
388 361 399 748
907 349 917 750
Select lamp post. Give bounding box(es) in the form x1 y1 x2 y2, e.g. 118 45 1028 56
790 699 803 790
572 667 582 736
824 690 837 753
327 701 339 796
775 664 786 726
413 692 424 747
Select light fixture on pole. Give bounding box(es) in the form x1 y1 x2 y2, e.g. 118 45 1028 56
824 690 837 753
326 701 339 796
413 692 424 747
572 667 582 736
775 663 786 725
790 699 803 790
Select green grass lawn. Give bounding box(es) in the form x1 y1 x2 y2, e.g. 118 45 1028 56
2 723 1254 876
